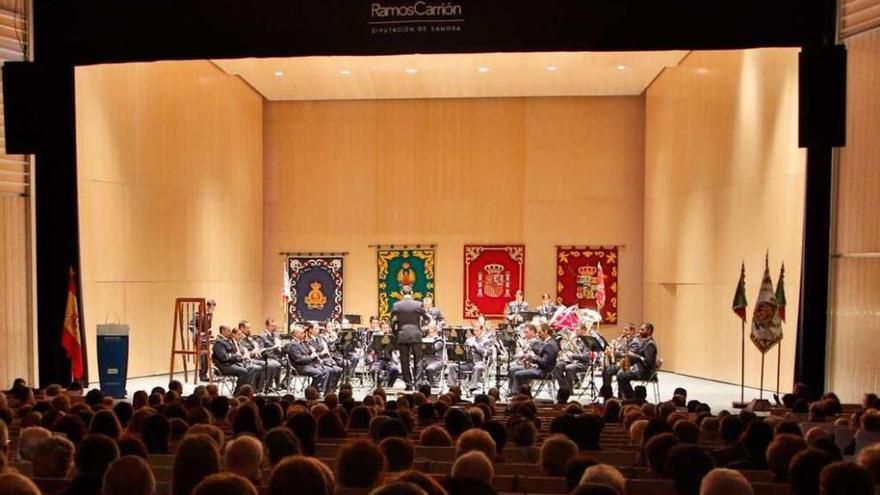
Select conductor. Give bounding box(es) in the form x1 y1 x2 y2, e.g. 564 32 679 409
391 285 428 391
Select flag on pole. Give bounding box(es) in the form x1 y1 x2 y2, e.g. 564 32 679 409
61 267 84 381
595 262 607 310
732 262 748 322
750 254 783 353
282 259 291 307
775 263 787 322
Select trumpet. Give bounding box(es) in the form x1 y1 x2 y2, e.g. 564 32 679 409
558 330 581 362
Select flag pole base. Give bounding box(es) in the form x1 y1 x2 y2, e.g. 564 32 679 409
745 398 773 413
732 401 749 409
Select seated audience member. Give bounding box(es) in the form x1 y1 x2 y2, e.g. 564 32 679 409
570 483 621 495
394 471 448 495
90 409 123 439
381 437 415 472
116 435 148 459
666 444 715 495
32 436 75 478
112 402 134 429
539 434 579 477
565 456 599 492
727 420 772 470
767 433 808 482
0 472 41 495
65 434 120 495
673 420 700 444
629 419 650 446
192 473 258 495
264 427 302 467
573 413 604 450
338 439 386 489
317 411 347 438
455 429 497 462
646 432 679 476
348 405 374 429
856 443 880 484
580 464 627 495
370 481 430 495
173 434 220 495
0 420 8 458
17 426 52 462
444 451 496 495
55 414 88 444
187 424 226 449
268 456 334 495
699 468 753 495
232 402 265 438
789 448 835 495
774 420 802 437
711 415 745 466
699 418 721 442
419 425 454 447
286 412 317 456
443 408 474 439
377 418 409 441
480 420 508 460
142 414 172 454
103 456 156 495
226 435 264 485
819 461 874 495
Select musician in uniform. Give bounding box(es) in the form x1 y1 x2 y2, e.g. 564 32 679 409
507 323 540 391
287 325 329 393
370 323 400 388
239 320 282 392
189 299 216 382
423 296 444 327
505 290 529 324
601 322 641 393
553 323 591 390
231 325 266 392
536 293 557 320
308 322 341 394
416 321 445 386
391 285 429 391
616 323 658 399
259 318 285 390
447 322 492 392
511 323 559 394
212 324 258 394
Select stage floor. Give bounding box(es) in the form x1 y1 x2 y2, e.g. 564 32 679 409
93 370 773 414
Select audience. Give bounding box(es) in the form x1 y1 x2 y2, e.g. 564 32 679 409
789 448 835 495
191 473 258 495
766 433 807 481
0 472 41 495
172 434 220 495
32 436 75 478
268 456 334 495
539 434 579 477
66 434 120 495
666 444 715 495
225 435 264 485
103 456 155 495
856 443 880 484
818 461 873 495
699 468 753 495
580 464 627 495
338 439 386 489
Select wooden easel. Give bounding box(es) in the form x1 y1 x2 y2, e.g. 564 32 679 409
169 298 212 384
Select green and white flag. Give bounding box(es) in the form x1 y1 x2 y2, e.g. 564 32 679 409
750 255 783 353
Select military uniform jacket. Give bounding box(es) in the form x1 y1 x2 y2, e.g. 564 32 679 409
426 307 445 324
288 340 316 367
505 301 529 320
536 338 560 373
536 303 557 319
392 297 428 344
466 334 493 364
213 337 244 371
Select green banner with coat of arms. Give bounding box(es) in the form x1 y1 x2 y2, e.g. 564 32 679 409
377 248 435 320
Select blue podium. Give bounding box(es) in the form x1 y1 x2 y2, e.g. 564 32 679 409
97 324 130 398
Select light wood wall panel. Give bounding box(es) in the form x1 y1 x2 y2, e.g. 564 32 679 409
75 61 264 378
828 29 880 401
263 97 644 327
0 195 31 387
644 49 805 390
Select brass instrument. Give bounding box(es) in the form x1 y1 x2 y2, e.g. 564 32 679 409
619 336 632 372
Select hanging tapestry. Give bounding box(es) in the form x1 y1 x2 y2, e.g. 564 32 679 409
377 248 436 320
463 244 525 318
287 256 345 326
556 246 618 323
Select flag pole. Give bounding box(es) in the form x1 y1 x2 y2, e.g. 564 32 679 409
740 319 745 404
776 342 782 398
759 352 765 400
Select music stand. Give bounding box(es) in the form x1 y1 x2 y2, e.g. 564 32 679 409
520 311 539 322
444 326 469 345
420 339 440 357
445 342 473 363
344 314 362 325
371 333 398 353
581 335 604 352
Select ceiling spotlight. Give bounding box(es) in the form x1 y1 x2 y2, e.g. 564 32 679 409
339 69 352 76
274 70 284 77
477 66 491 73
405 68 418 74
546 65 558 72
616 64 627 70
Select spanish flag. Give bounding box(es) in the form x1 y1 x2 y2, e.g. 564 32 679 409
61 267 84 381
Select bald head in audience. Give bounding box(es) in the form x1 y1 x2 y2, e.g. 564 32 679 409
32 436 75 478
451 450 494 484
17 426 52 462
226 435 264 485
0 472 41 495
192 472 258 495
819 461 873 495
699 468 754 495
104 455 156 495
857 443 880 484
580 464 626 495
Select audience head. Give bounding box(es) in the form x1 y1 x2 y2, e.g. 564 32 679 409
103 455 156 495
419 424 453 447
117 434 149 459
455 428 496 462
767 433 808 481
226 435 264 485
32 436 75 478
719 415 744 445
191 473 258 495
511 419 538 447
338 439 386 488
673 420 700 444
646 432 679 476
699 468 753 495
394 471 448 495
451 450 494 484
565 455 599 492
480 420 507 456
17 426 52 462
172 433 220 495
539 434 579 477
264 426 301 466
286 411 317 456
857 443 880 484
268 456 334 495
0 473 41 495
666 444 715 495
790 448 835 495
444 408 473 438
580 464 626 495
819 461 873 495
76 433 120 476
381 437 415 472
142 413 172 454
573 413 604 450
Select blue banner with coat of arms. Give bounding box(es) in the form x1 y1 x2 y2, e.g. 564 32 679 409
287 256 344 325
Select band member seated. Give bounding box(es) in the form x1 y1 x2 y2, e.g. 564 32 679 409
391 285 429 391
505 290 529 324
416 321 445 386
553 323 591 390
601 323 640 393
370 322 400 388
335 321 361 383
447 322 492 392
189 299 216 382
287 325 329 393
510 323 559 394
212 324 258 394
308 322 342 394
239 320 282 392
536 293 557 320
423 296 444 327
259 317 285 389
616 322 658 399
231 325 267 391
507 323 541 391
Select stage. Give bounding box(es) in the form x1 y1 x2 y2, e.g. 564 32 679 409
92 370 774 415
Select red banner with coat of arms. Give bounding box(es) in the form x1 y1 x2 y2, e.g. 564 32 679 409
463 245 525 318
556 246 619 323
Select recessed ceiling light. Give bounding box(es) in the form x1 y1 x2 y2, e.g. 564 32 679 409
274 70 284 77
405 68 418 74
339 69 352 76
477 66 491 73
616 64 627 70
546 65 558 72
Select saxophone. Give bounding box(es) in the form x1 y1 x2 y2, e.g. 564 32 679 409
619 336 632 372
